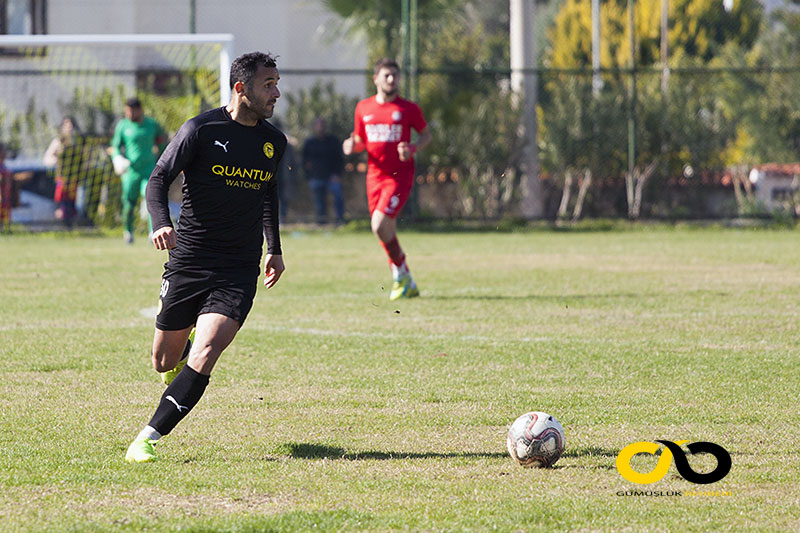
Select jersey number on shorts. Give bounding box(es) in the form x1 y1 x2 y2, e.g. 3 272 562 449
160 279 170 298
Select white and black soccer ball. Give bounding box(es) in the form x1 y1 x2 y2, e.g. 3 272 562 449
506 411 565 468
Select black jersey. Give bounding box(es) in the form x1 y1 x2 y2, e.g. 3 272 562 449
146 107 286 273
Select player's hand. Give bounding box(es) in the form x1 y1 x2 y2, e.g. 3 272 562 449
264 254 285 289
398 142 416 162
343 134 364 155
151 226 177 250
111 154 130 176
342 135 354 155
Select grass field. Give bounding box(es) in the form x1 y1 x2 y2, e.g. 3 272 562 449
1 225 799 531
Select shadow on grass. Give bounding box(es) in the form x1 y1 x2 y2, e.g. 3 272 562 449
274 442 507 461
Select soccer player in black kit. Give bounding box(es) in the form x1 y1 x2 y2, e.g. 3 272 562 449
125 52 286 462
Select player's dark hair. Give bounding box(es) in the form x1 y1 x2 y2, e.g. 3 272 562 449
373 57 399 75
230 51 278 90
125 97 142 109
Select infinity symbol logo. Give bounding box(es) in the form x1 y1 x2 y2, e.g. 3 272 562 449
616 440 731 485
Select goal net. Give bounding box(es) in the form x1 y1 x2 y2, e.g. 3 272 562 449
0 34 232 227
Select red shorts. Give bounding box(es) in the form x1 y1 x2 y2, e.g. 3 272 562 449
54 177 77 203
366 167 414 218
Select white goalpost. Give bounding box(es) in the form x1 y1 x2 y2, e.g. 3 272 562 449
0 33 233 226
0 33 234 156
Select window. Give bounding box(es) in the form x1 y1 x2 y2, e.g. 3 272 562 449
0 0 46 35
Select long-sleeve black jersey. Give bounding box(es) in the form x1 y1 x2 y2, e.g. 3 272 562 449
146 107 286 273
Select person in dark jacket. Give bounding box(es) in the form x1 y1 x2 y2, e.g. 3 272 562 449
302 117 345 225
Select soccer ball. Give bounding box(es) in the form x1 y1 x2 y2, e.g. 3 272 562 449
506 411 565 468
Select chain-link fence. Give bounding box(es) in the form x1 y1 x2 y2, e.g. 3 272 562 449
278 66 800 224
0 36 225 230
3 0 800 228
282 0 800 223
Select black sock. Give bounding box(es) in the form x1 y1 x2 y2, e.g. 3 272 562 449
148 365 209 436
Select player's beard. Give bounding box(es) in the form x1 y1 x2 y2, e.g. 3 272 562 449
259 101 276 119
380 80 398 97
243 94 275 120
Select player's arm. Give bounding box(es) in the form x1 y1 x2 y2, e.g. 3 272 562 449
110 121 124 158
43 137 61 167
146 121 196 250
342 133 365 155
415 127 432 152
147 167 178 250
398 127 431 162
262 170 284 288
109 122 132 175
344 104 366 155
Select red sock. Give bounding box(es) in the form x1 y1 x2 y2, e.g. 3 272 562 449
381 237 405 267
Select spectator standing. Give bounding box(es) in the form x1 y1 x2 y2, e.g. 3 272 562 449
44 116 86 226
302 117 345 225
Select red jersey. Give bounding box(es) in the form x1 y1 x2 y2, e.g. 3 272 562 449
353 95 427 180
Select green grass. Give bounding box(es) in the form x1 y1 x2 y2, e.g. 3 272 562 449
1 226 799 531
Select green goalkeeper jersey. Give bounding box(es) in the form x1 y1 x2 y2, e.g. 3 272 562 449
111 117 166 178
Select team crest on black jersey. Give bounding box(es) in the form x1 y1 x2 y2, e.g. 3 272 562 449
263 142 274 158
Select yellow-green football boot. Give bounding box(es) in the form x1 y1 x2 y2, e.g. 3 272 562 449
160 328 195 385
125 437 158 463
389 273 419 301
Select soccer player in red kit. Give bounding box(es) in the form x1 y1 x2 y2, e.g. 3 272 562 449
343 58 432 300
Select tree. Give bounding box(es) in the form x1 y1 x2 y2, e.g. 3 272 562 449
416 5 523 218
282 82 359 145
543 0 762 218
547 0 762 69
322 0 462 65
631 61 736 218
538 74 627 220
717 6 800 165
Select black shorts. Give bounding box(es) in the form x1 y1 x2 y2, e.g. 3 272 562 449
155 267 258 331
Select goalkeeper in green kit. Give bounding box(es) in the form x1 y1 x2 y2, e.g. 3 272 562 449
110 97 167 244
